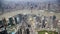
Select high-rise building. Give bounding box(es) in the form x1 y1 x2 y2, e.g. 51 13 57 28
14 14 23 24
9 17 14 25
26 28 30 34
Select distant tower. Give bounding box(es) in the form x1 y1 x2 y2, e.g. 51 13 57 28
57 0 60 12
48 2 50 11
30 4 33 13
0 0 2 14
0 0 4 14
57 0 60 6
0 0 2 8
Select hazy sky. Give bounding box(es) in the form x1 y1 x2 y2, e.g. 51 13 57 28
4 0 57 2
2 0 57 4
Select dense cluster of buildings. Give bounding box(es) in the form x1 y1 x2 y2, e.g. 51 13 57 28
0 0 60 34
0 13 59 34
0 0 60 13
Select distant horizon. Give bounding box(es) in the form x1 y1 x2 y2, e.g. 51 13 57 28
1 0 57 4
2 0 57 2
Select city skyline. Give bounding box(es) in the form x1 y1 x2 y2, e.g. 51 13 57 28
2 0 57 2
